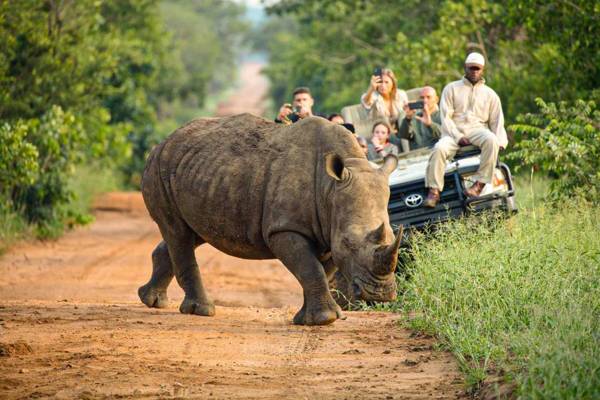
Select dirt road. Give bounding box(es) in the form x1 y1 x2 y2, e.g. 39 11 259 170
0 62 464 399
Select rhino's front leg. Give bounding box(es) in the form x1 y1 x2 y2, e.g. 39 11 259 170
269 232 343 326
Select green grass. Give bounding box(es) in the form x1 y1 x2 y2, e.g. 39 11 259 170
372 174 600 398
0 202 28 255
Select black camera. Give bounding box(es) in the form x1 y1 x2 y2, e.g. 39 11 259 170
287 112 300 123
282 104 301 123
408 101 425 110
373 66 383 77
286 105 302 123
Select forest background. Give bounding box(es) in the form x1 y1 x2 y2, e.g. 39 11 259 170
0 0 249 239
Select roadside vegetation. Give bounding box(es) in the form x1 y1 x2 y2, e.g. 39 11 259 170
0 0 248 243
398 190 599 399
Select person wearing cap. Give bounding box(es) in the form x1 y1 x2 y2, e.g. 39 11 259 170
423 52 508 208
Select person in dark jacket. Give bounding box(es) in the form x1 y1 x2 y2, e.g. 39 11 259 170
397 86 441 151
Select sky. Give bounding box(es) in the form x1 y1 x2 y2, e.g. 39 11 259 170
234 0 265 7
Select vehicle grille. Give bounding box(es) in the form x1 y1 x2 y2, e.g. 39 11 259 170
388 175 463 228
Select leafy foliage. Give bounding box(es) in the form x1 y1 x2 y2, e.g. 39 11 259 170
0 0 248 238
155 0 250 140
508 98 600 202
0 123 39 194
9 106 89 237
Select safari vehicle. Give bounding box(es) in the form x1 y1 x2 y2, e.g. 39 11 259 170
340 88 517 237
385 146 517 235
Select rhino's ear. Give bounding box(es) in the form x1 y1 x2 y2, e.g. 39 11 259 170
379 154 398 175
325 153 349 181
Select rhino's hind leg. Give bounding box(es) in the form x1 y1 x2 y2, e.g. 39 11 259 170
138 241 174 309
163 232 215 317
269 232 343 326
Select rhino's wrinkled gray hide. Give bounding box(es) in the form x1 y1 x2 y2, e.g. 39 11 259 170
138 114 402 325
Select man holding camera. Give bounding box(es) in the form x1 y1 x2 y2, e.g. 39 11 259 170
275 86 314 125
397 86 441 150
424 52 508 208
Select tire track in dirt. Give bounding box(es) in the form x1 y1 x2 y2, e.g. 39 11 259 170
77 229 155 281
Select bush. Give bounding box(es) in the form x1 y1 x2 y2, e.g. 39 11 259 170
0 201 28 255
0 121 39 195
508 97 600 202
4 107 85 238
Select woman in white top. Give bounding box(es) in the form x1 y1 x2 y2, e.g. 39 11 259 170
360 68 408 132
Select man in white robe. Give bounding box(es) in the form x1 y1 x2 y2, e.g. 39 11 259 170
424 52 508 208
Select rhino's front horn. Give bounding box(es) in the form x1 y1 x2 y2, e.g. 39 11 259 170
379 154 398 175
373 226 403 275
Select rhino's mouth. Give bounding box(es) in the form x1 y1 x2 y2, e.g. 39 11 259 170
351 274 397 302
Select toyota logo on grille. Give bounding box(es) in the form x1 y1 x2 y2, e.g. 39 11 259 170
404 193 423 208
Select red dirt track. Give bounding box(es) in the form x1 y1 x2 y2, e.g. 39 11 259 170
0 62 465 399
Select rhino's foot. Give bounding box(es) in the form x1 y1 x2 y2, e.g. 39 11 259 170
179 297 215 316
138 284 169 308
293 299 344 326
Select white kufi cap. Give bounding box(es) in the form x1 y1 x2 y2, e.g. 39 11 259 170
465 52 485 66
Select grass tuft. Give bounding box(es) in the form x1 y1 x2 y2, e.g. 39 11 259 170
0 202 28 255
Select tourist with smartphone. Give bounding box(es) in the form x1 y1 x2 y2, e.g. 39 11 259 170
397 86 441 151
360 67 408 132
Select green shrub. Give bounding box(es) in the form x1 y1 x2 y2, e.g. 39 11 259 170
0 121 39 194
509 98 600 202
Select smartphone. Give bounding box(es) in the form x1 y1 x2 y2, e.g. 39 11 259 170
408 101 425 110
373 66 382 77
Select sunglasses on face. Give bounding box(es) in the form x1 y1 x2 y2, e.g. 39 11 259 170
468 66 482 71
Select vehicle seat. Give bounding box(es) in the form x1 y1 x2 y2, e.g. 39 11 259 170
340 104 376 138
453 144 481 160
405 87 423 102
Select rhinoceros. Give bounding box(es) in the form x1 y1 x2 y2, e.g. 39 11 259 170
138 114 402 325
